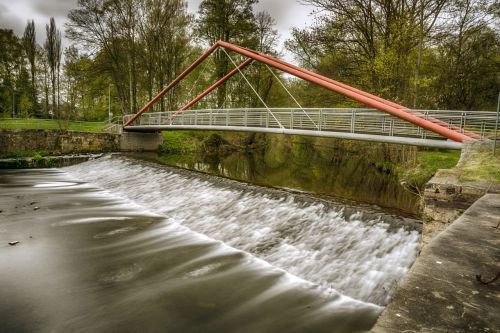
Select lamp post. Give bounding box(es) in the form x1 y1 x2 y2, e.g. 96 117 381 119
108 83 113 124
12 87 16 118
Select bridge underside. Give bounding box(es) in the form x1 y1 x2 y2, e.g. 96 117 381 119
124 125 462 150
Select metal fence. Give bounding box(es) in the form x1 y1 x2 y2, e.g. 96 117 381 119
123 108 498 141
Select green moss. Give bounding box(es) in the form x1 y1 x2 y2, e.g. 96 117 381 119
32 152 43 162
1 150 50 159
159 131 203 154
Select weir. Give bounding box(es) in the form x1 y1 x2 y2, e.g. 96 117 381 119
0 156 423 331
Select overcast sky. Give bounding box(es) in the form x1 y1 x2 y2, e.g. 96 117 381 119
0 0 316 63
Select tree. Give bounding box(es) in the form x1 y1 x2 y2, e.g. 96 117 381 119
23 20 38 116
286 0 447 105
67 0 193 114
196 0 258 107
137 0 192 111
44 17 62 118
0 29 24 116
432 0 500 110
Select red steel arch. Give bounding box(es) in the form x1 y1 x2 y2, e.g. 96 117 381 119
123 41 480 142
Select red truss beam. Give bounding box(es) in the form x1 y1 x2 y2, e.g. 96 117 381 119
124 40 477 143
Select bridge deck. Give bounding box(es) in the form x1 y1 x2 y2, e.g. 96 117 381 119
123 108 497 149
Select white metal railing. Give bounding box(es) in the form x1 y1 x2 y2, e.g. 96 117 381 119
123 108 498 140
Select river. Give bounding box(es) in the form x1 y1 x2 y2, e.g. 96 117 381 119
0 154 420 332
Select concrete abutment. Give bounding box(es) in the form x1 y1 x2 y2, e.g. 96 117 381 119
119 131 164 152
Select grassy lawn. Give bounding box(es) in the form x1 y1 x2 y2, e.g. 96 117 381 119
0 118 107 132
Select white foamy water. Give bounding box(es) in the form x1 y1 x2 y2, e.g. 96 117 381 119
65 155 420 305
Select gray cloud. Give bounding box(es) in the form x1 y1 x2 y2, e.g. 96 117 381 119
32 0 78 19
0 3 26 35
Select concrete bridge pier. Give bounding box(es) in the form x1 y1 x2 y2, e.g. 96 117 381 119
120 131 163 152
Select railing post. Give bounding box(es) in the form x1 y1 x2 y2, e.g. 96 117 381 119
209 109 212 126
226 109 229 126
290 109 294 129
390 119 394 136
244 108 248 127
266 110 269 127
350 109 356 133
195 109 198 125
319 109 322 131
423 111 428 139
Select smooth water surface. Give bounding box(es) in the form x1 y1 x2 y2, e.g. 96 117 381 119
0 155 420 332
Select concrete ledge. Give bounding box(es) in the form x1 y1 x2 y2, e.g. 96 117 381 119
372 194 500 332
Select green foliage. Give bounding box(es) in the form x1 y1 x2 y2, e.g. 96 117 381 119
32 152 43 162
160 131 203 154
67 0 192 115
2 150 49 159
286 0 500 110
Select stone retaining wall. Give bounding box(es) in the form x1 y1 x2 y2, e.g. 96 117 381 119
0 129 120 156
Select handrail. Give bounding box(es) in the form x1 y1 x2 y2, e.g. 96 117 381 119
123 108 497 141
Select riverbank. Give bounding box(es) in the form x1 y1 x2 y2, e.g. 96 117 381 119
372 193 500 332
422 142 500 245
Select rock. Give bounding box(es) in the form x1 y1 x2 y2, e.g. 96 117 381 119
8 241 19 246
33 206 40 210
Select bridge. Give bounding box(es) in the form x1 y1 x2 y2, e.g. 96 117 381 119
122 41 496 149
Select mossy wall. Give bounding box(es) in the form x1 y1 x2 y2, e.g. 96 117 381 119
0 129 120 157
159 131 423 213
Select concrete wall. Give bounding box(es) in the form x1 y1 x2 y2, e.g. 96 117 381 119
421 140 500 245
0 129 120 156
0 130 165 156
120 131 163 152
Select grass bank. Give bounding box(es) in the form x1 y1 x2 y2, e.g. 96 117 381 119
441 150 500 184
396 150 462 190
0 118 107 132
